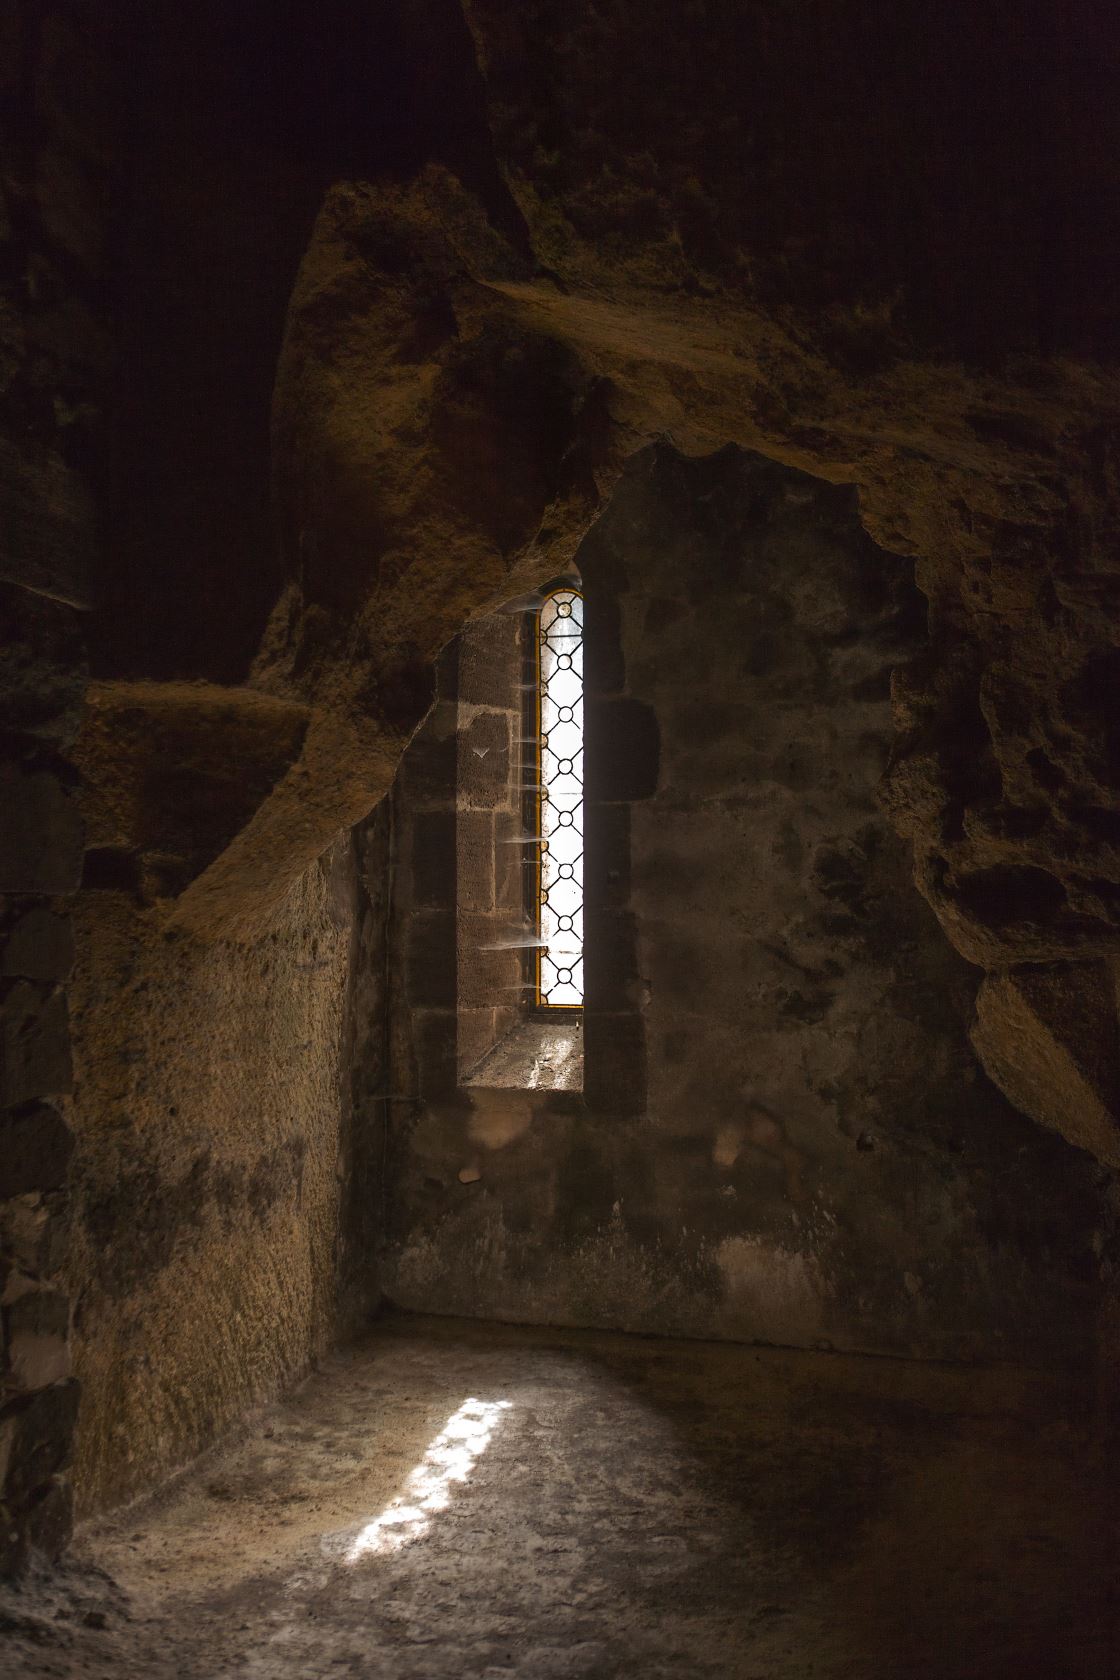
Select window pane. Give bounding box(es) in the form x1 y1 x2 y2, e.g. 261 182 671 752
538 589 583 1007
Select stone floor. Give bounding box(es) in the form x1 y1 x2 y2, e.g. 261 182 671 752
1 1314 1116 1678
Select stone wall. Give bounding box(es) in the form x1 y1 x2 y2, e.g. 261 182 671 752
380 447 1114 1366
455 611 527 1078
59 682 392 1516
3 0 1118 1573
64 832 384 1516
0 0 117 1574
0 0 501 1558
247 1 1120 1186
386 613 527 1113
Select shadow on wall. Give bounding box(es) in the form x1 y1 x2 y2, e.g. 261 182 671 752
373 444 1113 1368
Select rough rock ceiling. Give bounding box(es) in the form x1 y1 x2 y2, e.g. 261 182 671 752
86 2 1120 1164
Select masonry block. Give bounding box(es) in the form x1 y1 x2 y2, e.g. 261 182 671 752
1 909 74 982
410 810 457 909
0 1103 75 1197
457 810 495 912
414 1010 459 1101
0 766 83 893
458 612 523 708
458 711 511 809
405 912 457 1008
3 1285 71 1390
457 912 526 1009
0 1194 68 1277
0 1378 79 1557
457 1007 499 1080
494 810 528 913
1 1379 78 1499
0 984 72 1108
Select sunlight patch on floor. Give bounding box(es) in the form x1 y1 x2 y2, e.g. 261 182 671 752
321 1398 513 1563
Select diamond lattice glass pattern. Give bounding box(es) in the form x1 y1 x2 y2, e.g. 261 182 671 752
537 589 584 1007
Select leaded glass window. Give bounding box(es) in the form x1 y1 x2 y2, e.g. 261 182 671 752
536 588 584 1007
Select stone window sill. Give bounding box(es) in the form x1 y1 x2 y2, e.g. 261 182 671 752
463 1016 583 1092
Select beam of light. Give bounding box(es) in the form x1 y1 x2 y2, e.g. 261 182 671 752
327 1398 512 1564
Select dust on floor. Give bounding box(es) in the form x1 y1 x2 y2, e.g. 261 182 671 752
1 1313 1116 1678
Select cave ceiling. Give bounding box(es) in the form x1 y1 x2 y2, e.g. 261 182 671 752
80 0 1119 1163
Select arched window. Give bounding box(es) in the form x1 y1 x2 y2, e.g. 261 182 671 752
534 587 584 1008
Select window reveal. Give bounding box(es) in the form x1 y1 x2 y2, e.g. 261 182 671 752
535 588 584 1007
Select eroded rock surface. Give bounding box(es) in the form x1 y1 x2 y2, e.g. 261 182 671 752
5 0 1120 1577
377 447 1112 1363
39 3 1114 1171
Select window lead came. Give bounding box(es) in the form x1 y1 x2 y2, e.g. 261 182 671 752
535 587 584 1008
